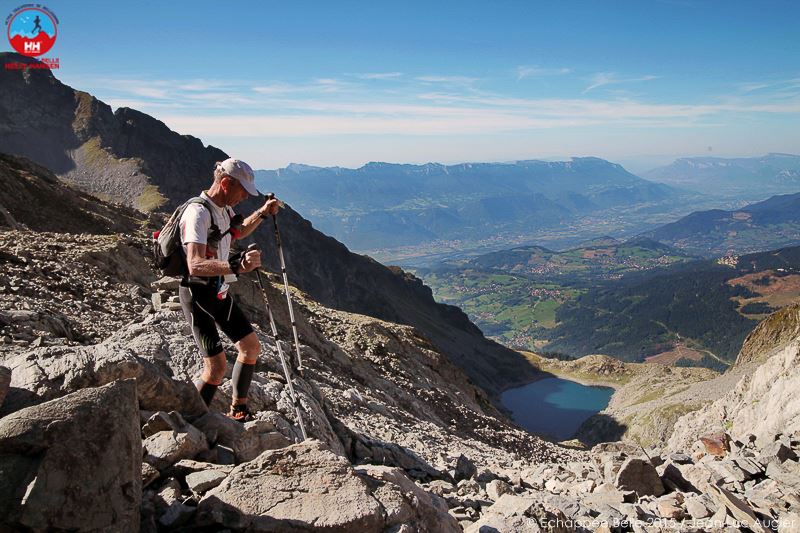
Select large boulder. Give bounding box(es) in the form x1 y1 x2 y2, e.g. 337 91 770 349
0 337 206 417
333 419 446 481
143 428 209 471
354 464 461 532
465 494 546 533
0 380 141 531
196 439 384 531
614 458 665 497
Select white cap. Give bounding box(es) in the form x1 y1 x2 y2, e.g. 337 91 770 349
218 158 258 196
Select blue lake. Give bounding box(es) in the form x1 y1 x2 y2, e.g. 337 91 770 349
501 377 614 441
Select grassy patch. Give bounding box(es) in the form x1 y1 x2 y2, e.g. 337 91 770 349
630 388 666 406
137 184 167 212
82 137 108 167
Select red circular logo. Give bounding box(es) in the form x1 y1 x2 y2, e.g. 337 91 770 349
6 5 58 57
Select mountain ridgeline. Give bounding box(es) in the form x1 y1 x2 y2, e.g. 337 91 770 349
0 52 537 396
256 159 680 250
642 191 800 257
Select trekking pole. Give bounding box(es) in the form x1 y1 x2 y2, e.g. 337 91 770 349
265 193 305 373
249 244 308 441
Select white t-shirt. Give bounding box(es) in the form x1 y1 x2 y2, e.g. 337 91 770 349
179 192 237 283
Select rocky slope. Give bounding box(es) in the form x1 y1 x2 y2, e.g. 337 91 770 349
4 225 799 532
0 52 536 396
668 303 800 453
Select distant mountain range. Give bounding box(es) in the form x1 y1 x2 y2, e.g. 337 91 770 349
645 153 800 198
256 159 684 251
642 191 800 257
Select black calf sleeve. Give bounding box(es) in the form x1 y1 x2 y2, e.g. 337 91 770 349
231 361 255 401
195 379 219 406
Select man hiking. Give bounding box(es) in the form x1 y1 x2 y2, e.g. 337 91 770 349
179 158 281 422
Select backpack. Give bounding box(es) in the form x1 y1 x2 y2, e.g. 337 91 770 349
152 197 220 277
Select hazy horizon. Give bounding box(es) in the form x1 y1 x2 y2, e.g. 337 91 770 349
254 152 798 176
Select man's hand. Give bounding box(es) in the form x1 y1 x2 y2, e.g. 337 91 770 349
241 249 261 272
259 196 283 217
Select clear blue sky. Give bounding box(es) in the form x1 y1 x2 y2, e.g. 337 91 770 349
23 0 800 170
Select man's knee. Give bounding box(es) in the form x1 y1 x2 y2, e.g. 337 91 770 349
203 352 227 384
237 333 260 363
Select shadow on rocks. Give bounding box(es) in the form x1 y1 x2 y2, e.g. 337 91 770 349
573 413 628 447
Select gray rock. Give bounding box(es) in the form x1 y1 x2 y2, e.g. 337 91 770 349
158 502 195 528
355 464 460 533
660 462 699 493
708 484 771 533
767 461 800 491
486 479 513 501
142 410 186 437
778 512 800 533
0 339 206 417
759 440 798 466
155 478 182 509
194 411 301 464
453 454 477 482
234 420 292 463
603 458 624 485
150 292 163 310
685 494 713 519
186 469 228 494
351 432 445 481
615 458 665 497
466 513 543 532
734 455 765 477
477 493 536 517
196 439 384 531
655 493 685 519
143 427 208 470
192 411 244 446
465 493 576 533
0 380 141 532
216 444 235 465
668 452 692 464
167 459 233 478
427 479 455 497
677 462 715 493
142 462 160 488
706 457 751 483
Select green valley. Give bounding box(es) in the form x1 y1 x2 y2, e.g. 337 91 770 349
417 237 691 351
420 238 800 370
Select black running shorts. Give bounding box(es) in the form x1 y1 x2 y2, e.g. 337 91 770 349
178 283 254 357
